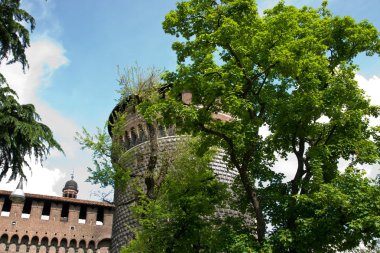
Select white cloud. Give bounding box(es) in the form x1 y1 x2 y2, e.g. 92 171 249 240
0 38 88 196
0 162 65 196
0 37 108 200
356 74 380 113
356 74 380 106
356 74 380 177
2 38 68 102
1 38 83 159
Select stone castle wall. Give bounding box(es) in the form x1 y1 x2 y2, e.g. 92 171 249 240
109 105 238 252
0 191 113 253
111 130 181 252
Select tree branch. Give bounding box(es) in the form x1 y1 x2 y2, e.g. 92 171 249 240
145 122 158 199
197 122 266 244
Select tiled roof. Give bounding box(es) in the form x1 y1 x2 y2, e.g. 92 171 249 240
0 190 114 208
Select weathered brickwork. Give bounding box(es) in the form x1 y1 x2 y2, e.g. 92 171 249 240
110 135 181 252
109 93 239 253
0 191 113 253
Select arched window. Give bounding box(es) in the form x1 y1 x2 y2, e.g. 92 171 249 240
69 239 77 249
158 125 166 137
10 234 19 244
88 240 95 250
31 236 39 245
124 130 131 149
41 237 48 246
138 124 146 142
21 235 29 245
130 127 138 146
51 237 58 247
60 238 67 248
79 240 86 249
0 234 8 244
97 238 111 250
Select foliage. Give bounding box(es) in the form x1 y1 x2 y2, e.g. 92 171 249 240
121 142 230 253
0 0 62 182
117 64 162 105
270 168 380 252
0 0 35 80
75 126 114 188
133 0 380 251
0 85 62 181
76 111 133 190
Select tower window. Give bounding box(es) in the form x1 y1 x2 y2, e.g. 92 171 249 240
158 125 166 137
130 127 137 145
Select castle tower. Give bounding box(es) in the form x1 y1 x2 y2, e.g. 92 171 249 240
62 175 78 198
108 92 238 252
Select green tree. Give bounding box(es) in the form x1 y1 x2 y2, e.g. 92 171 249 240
0 0 35 80
288 168 380 253
136 0 380 251
121 141 230 253
0 0 62 181
75 126 114 188
0 86 62 181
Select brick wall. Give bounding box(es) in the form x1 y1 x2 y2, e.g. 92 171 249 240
0 192 113 253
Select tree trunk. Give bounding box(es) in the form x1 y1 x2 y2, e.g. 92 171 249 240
237 165 266 244
145 122 158 199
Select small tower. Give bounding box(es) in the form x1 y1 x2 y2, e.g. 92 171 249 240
62 174 78 198
10 178 26 203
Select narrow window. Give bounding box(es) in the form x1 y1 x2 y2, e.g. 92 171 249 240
96 207 104 225
41 201 51 220
138 124 146 142
158 125 166 137
78 205 87 224
1 196 11 216
60 203 69 221
130 127 137 146
21 199 32 218
124 131 130 149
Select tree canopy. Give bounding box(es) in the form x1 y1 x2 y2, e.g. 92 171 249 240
0 85 62 181
0 0 35 74
133 0 380 251
0 0 62 182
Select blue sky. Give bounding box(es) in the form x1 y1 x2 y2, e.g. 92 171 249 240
27 0 178 128
1 0 380 200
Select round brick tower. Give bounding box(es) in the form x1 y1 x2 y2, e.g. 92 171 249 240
108 93 238 253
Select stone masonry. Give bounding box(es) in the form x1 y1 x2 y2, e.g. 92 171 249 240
108 93 239 252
